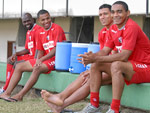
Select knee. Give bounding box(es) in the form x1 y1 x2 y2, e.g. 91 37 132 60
91 63 100 70
15 63 23 72
86 79 90 86
33 66 42 74
111 61 122 76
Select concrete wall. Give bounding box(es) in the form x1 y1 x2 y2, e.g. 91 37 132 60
94 16 103 42
0 19 19 62
0 0 149 18
54 17 71 41
130 15 144 29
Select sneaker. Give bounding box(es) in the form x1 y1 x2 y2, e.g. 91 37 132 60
77 103 102 113
0 87 5 94
106 108 115 113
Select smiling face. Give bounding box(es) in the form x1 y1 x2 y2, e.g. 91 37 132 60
99 8 113 28
22 14 34 30
38 13 52 30
111 4 130 28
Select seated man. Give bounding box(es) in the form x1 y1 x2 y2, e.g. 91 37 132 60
0 13 41 94
41 4 115 113
79 1 150 113
0 9 66 102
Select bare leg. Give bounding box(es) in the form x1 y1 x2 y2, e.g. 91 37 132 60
11 63 49 101
90 62 112 93
111 61 135 100
43 73 112 112
0 61 33 99
42 80 90 113
41 70 90 105
62 73 112 108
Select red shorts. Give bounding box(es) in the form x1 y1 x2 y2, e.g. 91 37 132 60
29 59 55 74
125 61 150 85
17 55 34 61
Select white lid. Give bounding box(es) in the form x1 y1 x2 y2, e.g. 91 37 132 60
72 43 89 48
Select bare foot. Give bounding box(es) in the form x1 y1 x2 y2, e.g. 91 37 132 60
41 90 45 99
46 101 63 113
10 94 23 101
41 90 63 106
0 92 10 99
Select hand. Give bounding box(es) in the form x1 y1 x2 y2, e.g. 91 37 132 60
80 70 90 86
78 51 95 66
10 54 17 62
34 59 42 67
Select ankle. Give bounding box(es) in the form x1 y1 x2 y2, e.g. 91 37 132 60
90 92 99 108
111 99 120 113
58 94 65 102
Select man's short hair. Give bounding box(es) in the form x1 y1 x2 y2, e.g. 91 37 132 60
113 1 129 11
99 4 111 11
37 9 50 18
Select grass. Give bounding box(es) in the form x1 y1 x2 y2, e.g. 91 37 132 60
0 86 148 113
0 96 89 113
0 96 148 113
0 97 49 113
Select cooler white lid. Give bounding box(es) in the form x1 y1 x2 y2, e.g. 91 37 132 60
72 43 89 48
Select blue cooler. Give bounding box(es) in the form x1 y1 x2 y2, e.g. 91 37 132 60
86 43 100 70
55 41 72 71
69 43 89 74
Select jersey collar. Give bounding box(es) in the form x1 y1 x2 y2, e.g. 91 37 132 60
29 24 36 31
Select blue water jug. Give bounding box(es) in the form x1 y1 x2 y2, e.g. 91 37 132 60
86 43 100 70
55 41 72 71
69 43 89 74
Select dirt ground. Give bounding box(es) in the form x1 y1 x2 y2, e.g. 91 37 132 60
0 82 149 113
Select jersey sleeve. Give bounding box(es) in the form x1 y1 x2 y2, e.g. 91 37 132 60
105 29 115 49
122 25 138 51
53 26 66 47
34 27 41 48
98 31 104 50
25 33 28 50
37 33 44 51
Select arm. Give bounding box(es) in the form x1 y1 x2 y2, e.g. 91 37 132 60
11 49 29 62
94 49 132 63
35 47 56 66
15 49 30 56
79 46 132 65
39 47 56 62
78 46 112 65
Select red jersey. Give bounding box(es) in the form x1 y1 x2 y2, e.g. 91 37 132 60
25 24 41 58
106 18 150 64
37 23 66 59
98 27 109 50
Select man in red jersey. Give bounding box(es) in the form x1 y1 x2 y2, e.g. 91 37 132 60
0 13 41 94
0 9 66 102
79 1 150 113
40 4 116 113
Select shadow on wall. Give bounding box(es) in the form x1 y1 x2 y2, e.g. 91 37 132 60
69 17 94 43
17 19 28 47
143 17 150 40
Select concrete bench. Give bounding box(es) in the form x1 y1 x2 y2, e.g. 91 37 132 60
0 62 150 110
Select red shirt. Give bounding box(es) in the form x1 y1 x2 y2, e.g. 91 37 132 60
98 27 109 50
25 24 41 58
37 23 66 59
106 18 150 64
98 27 117 52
